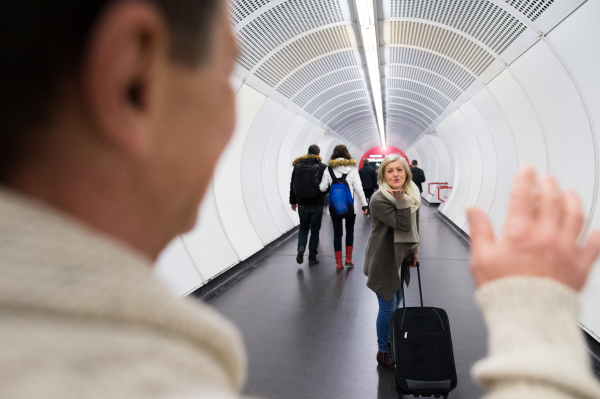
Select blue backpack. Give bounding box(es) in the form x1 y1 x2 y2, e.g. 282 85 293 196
327 166 354 218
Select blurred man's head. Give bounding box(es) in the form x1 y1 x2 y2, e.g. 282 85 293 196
0 0 238 259
363 159 369 166
412 160 418 166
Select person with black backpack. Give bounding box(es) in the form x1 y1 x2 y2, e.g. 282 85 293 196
359 158 378 216
318 145 368 271
290 145 328 266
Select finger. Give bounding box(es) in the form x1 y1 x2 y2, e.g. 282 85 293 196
563 189 584 244
581 230 600 271
505 166 537 230
467 207 495 249
538 175 565 230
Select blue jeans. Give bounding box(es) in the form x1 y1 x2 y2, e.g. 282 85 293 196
376 288 403 353
297 206 323 260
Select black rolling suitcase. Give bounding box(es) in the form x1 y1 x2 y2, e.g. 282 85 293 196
388 262 457 398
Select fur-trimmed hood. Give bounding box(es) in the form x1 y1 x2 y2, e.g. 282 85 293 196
292 154 322 166
328 158 357 168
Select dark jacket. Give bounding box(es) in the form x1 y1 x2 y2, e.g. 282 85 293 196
358 164 378 190
290 155 327 206
363 191 419 301
410 166 426 193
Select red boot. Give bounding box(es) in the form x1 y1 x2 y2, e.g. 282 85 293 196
345 246 354 266
335 251 343 271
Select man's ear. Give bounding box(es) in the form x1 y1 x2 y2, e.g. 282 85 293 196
82 1 169 158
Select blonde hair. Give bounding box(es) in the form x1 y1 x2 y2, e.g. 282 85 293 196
377 154 412 190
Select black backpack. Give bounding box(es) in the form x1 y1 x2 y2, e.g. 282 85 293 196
411 168 422 185
293 162 321 199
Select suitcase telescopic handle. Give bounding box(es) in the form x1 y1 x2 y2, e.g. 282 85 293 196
400 261 423 308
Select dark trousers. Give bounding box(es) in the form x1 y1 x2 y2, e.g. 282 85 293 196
331 214 356 251
364 189 374 214
298 206 323 260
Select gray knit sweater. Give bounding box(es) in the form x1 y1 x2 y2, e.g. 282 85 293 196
0 189 247 398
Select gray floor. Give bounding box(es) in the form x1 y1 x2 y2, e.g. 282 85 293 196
207 204 487 399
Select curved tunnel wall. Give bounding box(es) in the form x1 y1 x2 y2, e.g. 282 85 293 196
405 0 600 341
153 0 600 343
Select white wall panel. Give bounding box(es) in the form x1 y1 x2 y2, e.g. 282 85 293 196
431 129 455 200
436 117 469 222
302 125 326 155
322 138 342 162
450 110 484 231
412 134 451 204
154 237 203 297
262 108 298 234
241 98 285 245
510 41 595 211
487 70 547 173
318 136 336 161
470 88 518 235
460 102 497 218
181 186 239 282
430 134 452 204
410 137 434 202
291 122 317 164
278 115 308 224
546 0 600 343
213 84 266 260
405 148 419 168
547 0 600 232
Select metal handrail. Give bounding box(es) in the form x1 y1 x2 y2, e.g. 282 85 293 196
428 182 448 196
438 186 453 203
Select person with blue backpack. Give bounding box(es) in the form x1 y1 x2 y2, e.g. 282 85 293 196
319 145 368 271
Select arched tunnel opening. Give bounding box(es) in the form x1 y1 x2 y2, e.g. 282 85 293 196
150 1 600 397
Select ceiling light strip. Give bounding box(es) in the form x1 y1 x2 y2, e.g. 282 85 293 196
354 0 386 147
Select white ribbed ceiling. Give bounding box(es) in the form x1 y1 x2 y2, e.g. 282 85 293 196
230 0 575 151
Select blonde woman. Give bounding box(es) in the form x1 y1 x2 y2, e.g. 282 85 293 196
363 154 421 369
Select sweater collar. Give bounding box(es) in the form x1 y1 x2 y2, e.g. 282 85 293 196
0 187 246 388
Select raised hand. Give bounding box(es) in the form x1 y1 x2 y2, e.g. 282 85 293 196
467 166 600 291
386 189 405 200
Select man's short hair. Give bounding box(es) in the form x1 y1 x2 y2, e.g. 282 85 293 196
308 145 320 155
412 160 418 166
0 0 220 180
363 159 369 165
